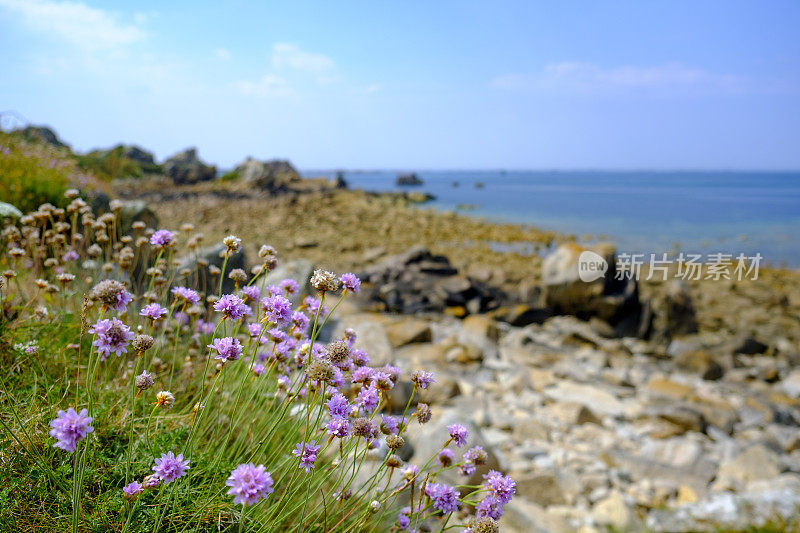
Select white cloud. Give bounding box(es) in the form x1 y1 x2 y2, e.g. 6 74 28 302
0 0 146 52
235 74 292 97
214 48 232 61
272 43 337 83
236 43 341 97
491 62 744 95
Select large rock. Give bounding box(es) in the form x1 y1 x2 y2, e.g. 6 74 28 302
233 157 300 191
542 243 641 336
164 148 216 185
647 280 699 342
118 200 159 237
15 125 68 148
712 444 781 491
357 246 504 314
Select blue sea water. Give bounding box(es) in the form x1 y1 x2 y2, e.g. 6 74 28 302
305 170 800 268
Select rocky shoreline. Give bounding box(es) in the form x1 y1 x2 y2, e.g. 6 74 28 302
110 178 800 532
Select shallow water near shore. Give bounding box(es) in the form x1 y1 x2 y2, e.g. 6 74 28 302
313 170 800 268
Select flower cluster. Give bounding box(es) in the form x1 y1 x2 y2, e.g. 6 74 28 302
4 199 518 531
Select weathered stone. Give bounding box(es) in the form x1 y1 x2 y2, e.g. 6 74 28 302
515 472 568 506
258 259 315 302
164 147 216 184
461 314 499 341
543 381 625 417
713 444 781 491
592 490 641 532
542 243 641 335
385 319 432 348
233 157 300 191
547 402 601 426
444 343 483 364
674 349 724 380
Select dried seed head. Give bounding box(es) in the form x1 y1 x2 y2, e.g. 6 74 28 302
386 434 405 450
386 454 403 468
466 517 500 533
132 334 155 353
135 371 154 391
87 244 102 258
228 268 247 284
325 340 351 365
416 403 432 424
223 235 241 253
65 188 80 199
57 273 75 284
131 221 146 231
306 358 335 384
208 265 221 276
258 245 276 258
90 280 128 309
155 391 175 409
310 269 340 292
352 417 379 440
3 270 17 280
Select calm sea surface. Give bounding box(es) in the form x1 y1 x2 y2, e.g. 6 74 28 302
305 170 800 268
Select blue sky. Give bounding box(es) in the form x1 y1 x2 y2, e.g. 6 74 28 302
1 1 799 170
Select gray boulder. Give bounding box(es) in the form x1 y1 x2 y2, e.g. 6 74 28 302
542 243 642 336
233 157 300 191
164 148 216 185
0 202 23 220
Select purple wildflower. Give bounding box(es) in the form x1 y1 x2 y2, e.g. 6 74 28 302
326 418 349 438
49 407 94 452
140 303 168 321
291 311 309 331
62 250 79 262
355 386 380 413
340 273 361 293
214 294 251 321
251 363 265 376
122 481 142 499
248 323 262 337
89 318 134 360
396 512 410 530
207 337 243 362
351 366 374 384
460 462 477 476
483 470 516 504
476 496 504 520
195 318 215 335
240 285 260 302
292 441 321 473
424 482 460 514
381 414 400 435
411 370 436 390
172 286 200 305
280 278 299 294
438 448 455 467
326 392 351 418
303 296 327 318
447 424 469 447
351 349 369 367
261 295 292 326
150 229 175 248
225 463 274 506
152 451 190 483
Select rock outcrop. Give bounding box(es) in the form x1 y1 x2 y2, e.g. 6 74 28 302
164 148 216 185
356 245 504 314
233 157 301 191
